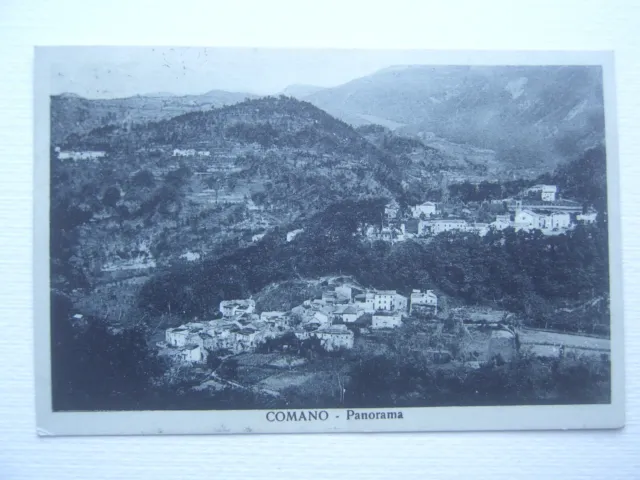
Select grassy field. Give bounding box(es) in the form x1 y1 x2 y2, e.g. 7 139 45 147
519 329 610 350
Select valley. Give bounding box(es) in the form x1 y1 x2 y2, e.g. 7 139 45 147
49 66 611 412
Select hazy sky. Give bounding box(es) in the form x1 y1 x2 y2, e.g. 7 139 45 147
47 47 473 99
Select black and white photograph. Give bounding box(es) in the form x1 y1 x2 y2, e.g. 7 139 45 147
33 47 624 435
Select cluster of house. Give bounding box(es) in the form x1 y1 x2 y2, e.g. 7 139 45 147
172 149 211 157
366 218 492 243
374 185 597 242
55 147 106 161
164 299 280 363
162 284 439 364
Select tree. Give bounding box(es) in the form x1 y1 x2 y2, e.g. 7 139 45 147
51 309 164 411
217 358 239 380
102 186 121 208
299 336 324 359
131 169 155 188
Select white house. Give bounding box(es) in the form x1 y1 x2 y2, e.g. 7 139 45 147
526 184 558 202
178 344 208 363
293 329 312 341
252 233 266 242
335 285 354 301
313 308 332 326
220 299 256 317
514 209 546 230
373 290 407 313
166 327 190 347
491 214 512 230
337 305 362 323
549 212 571 230
322 291 338 303
541 185 558 202
354 293 375 313
233 327 260 352
372 312 403 329
577 212 598 224
385 201 399 220
172 148 197 157
314 325 354 351
417 220 431 236
379 227 394 241
58 150 106 161
259 311 283 320
410 289 438 315
471 223 490 236
394 293 408 312
411 201 438 218
286 228 304 242
427 219 469 235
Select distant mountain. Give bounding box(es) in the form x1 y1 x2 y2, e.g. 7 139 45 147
303 65 606 172
280 84 325 99
51 90 258 145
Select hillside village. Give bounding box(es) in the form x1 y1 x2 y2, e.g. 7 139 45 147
49 69 612 411
370 184 597 244
55 144 600 279
161 280 439 364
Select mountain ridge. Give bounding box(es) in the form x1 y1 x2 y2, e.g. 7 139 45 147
302 65 606 171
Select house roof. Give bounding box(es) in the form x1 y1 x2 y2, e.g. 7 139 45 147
376 290 397 295
430 219 467 224
519 209 541 217
514 199 581 208
411 290 436 298
373 311 401 317
317 324 351 334
342 306 358 314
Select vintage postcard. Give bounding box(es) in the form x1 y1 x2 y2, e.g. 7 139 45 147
34 47 624 436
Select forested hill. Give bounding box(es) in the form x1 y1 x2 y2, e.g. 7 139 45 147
50 97 414 290
51 90 257 145
70 96 386 155
65 96 407 198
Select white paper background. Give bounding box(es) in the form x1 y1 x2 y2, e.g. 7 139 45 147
1 1 639 478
